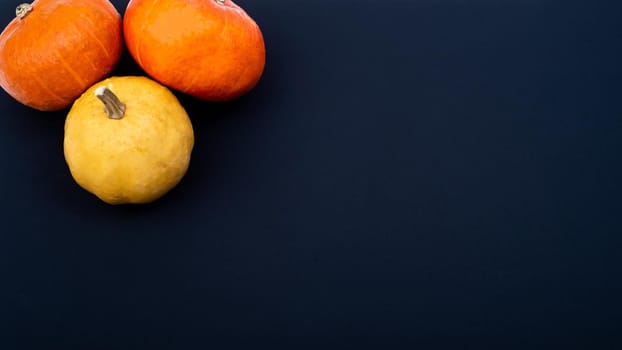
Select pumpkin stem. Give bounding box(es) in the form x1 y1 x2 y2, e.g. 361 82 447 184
16 3 33 19
95 86 126 120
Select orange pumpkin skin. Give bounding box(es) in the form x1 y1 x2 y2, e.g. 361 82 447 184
0 0 122 111
124 0 265 102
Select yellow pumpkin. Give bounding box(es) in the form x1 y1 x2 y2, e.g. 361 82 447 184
63 76 194 204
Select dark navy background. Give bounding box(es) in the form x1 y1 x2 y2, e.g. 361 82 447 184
1 0 621 347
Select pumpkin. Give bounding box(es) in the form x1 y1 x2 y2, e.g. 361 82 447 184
64 76 194 204
124 0 265 102
0 0 122 111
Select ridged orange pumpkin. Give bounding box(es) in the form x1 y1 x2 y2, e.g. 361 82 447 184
124 0 265 102
0 0 122 111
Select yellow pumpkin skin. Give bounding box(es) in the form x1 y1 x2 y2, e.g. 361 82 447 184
63 76 194 204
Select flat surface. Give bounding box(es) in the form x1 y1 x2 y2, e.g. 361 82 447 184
1 0 621 347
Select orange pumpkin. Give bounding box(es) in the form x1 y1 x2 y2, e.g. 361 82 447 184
0 0 122 111
124 0 265 102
